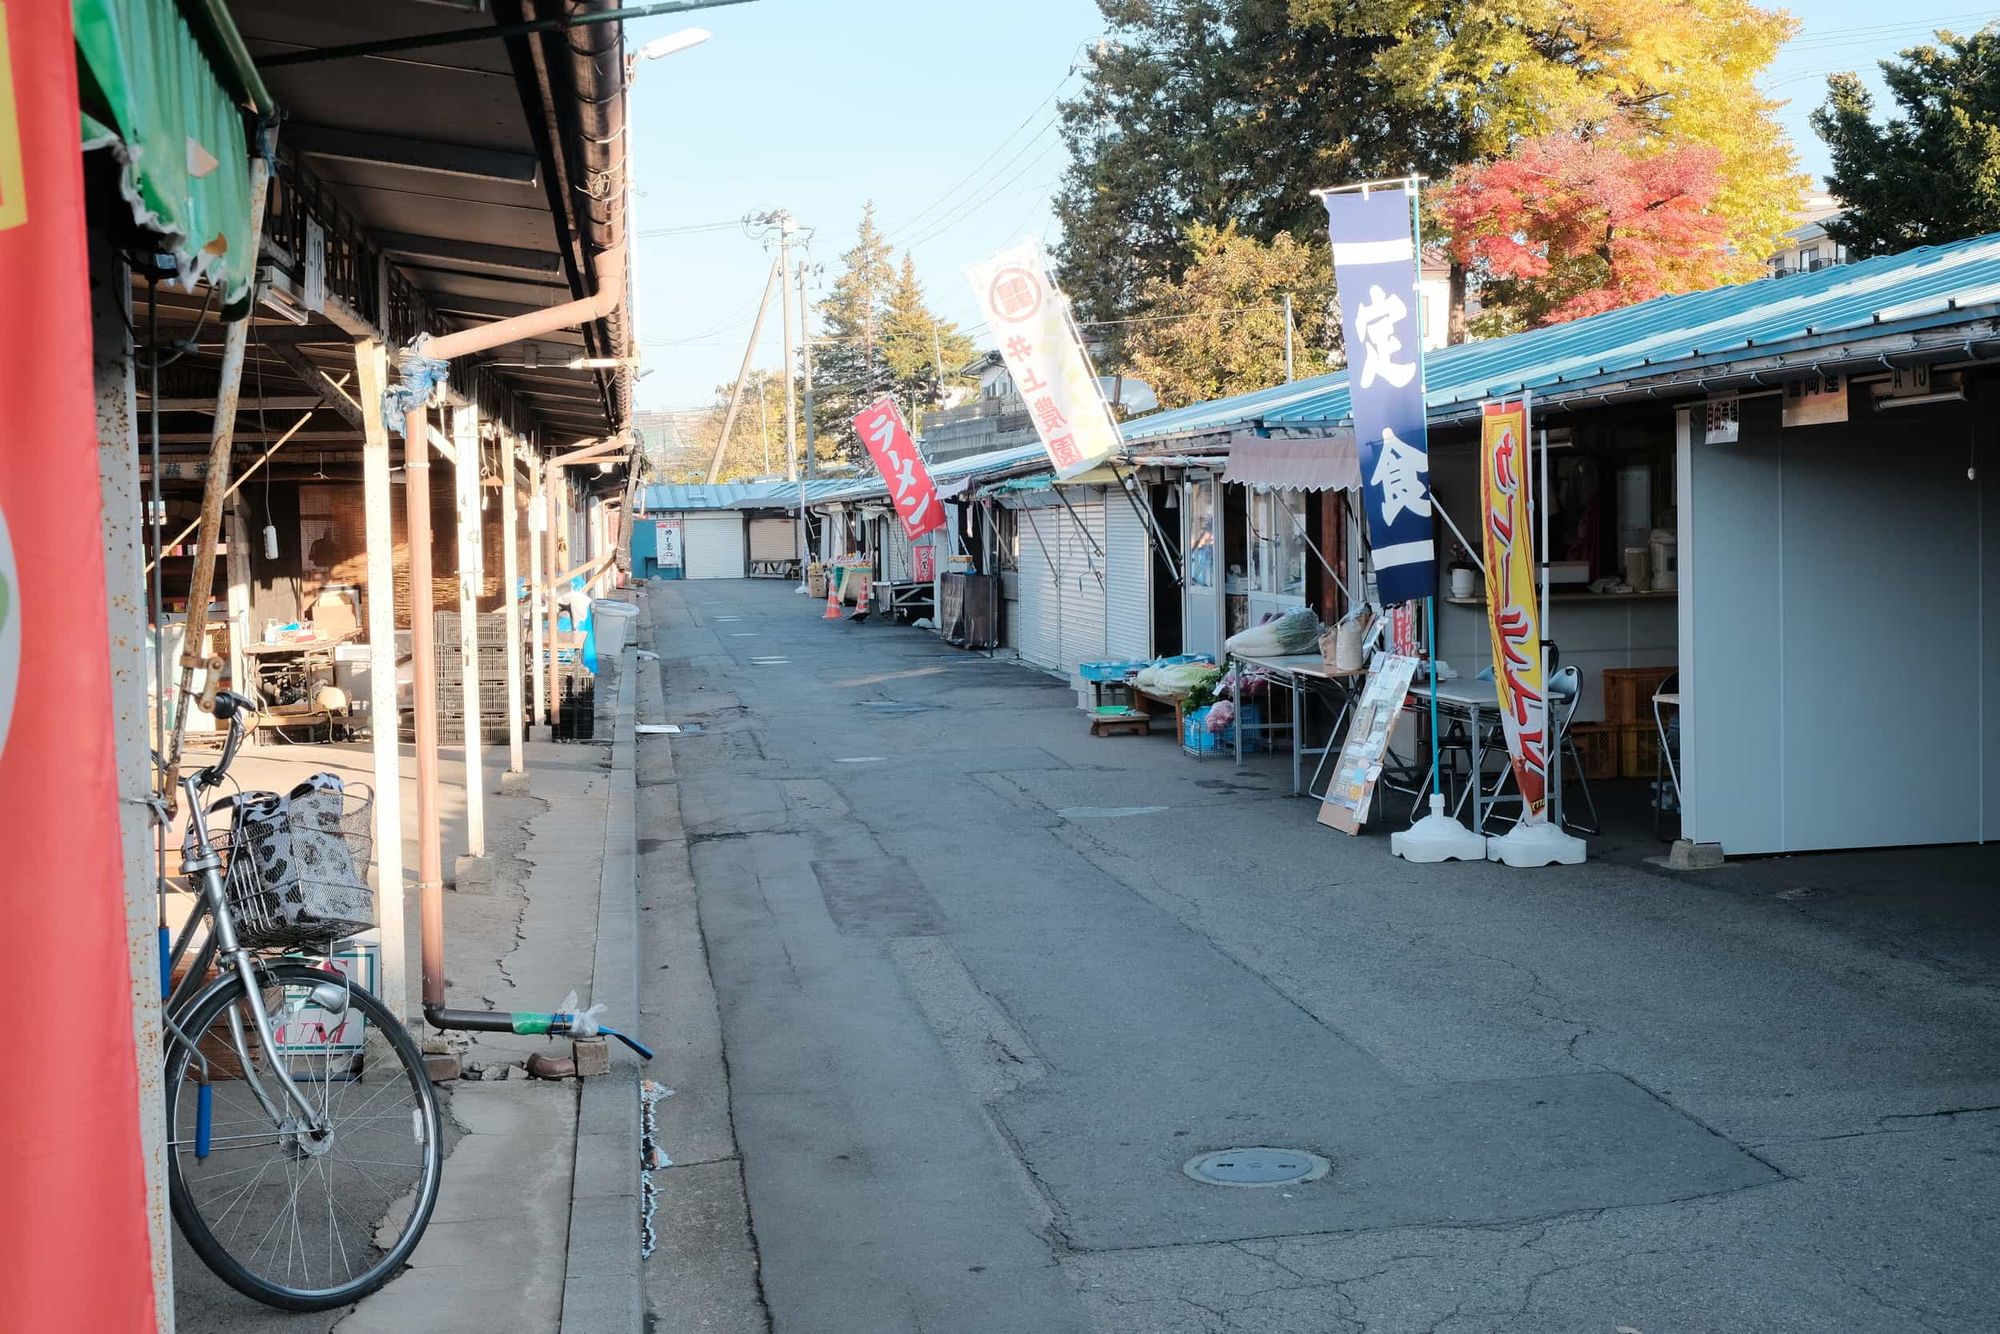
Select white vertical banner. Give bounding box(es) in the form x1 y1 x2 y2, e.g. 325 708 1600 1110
966 239 1121 478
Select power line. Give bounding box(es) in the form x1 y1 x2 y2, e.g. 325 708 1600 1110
881 66 1080 241
638 218 750 237
902 135 1067 252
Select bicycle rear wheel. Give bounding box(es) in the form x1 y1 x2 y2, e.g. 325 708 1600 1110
166 961 443 1311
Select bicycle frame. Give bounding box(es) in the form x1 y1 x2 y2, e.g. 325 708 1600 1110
161 747 328 1139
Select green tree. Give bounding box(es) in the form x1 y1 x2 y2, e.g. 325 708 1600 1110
880 255 978 430
1125 224 1334 407
1292 0 1803 331
811 204 897 460
1813 28 2000 258
1052 1 1449 346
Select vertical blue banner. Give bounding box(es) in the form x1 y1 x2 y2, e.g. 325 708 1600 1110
1324 185 1435 607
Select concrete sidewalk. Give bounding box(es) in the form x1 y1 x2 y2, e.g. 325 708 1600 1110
170 645 650 1333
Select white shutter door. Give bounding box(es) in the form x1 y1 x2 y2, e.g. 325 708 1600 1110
748 517 794 562
682 513 746 579
1057 499 1108 677
1014 506 1061 672
1105 491 1152 661
883 521 915 582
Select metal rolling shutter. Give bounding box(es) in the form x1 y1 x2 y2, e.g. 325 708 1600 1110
1057 498 1108 677
748 517 794 562
1105 491 1152 661
882 520 915 583
1013 506 1062 672
682 512 746 579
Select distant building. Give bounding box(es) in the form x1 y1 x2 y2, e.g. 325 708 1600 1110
1769 193 1847 277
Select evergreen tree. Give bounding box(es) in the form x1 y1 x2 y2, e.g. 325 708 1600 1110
879 255 977 431
1813 28 2000 258
811 205 897 460
1051 1 1443 346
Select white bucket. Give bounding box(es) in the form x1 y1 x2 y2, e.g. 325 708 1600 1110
1332 619 1365 671
590 599 639 657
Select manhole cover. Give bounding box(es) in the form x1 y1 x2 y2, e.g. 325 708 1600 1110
1183 1148 1330 1188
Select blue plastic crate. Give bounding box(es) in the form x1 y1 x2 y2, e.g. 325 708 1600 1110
1182 702 1265 754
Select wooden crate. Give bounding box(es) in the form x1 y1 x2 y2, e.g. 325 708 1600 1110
1603 666 1676 723
1568 722 1620 781
1619 723 1662 779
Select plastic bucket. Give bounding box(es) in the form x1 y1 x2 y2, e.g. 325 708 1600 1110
590 599 639 657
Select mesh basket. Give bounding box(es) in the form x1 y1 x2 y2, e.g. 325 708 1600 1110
223 776 376 951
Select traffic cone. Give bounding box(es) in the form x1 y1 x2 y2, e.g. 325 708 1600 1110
823 570 843 620
851 575 871 623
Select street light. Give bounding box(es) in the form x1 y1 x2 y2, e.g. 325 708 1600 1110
634 26 710 64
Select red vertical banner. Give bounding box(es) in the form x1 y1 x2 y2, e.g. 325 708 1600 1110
851 396 946 540
0 3 158 1330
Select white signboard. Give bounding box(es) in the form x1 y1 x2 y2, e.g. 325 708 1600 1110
966 239 1121 479
655 518 683 570
303 218 326 314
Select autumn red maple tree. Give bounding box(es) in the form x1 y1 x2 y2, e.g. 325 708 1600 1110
1438 118 1749 329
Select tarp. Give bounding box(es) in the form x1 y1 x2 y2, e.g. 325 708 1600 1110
1221 433 1360 492
73 0 255 308
0 0 159 1326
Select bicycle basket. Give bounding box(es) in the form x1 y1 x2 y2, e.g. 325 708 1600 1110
223 776 376 950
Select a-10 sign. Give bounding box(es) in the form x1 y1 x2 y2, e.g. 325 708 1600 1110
852 396 946 540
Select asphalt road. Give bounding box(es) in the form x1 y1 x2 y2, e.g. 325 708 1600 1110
651 577 2000 1334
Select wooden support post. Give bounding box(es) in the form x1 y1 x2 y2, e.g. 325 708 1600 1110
501 433 527 778
529 452 548 733
92 233 174 1330
354 340 409 1026
451 405 487 875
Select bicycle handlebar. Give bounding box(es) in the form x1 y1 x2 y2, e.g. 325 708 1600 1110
194 691 260 790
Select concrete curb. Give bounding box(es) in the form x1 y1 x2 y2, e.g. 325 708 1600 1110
560 644 642 1333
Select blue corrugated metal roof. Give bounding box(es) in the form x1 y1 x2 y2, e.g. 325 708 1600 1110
1125 232 2000 442
641 479 862 511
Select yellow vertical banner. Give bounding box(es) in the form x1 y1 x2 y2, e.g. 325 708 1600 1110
1479 400 1549 820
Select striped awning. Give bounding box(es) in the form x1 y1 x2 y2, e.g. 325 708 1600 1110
1221 432 1360 492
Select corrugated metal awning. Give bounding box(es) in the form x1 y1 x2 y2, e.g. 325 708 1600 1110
1221 434 1359 492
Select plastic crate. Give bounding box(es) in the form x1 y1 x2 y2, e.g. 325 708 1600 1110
1568 722 1619 781
1182 702 1264 754
1619 723 1662 779
1603 666 1676 723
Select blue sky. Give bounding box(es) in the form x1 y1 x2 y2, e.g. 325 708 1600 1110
626 1 2000 411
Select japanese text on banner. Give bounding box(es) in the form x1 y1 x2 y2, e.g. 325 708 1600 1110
1323 185 1435 606
851 396 946 540
966 240 1121 479
1479 400 1548 820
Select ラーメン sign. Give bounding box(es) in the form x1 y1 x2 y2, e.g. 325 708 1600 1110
966 239 1121 479
1479 398 1548 821
851 396 945 540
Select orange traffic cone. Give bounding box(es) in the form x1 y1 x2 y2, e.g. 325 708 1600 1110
851 575 871 623
824 569 843 620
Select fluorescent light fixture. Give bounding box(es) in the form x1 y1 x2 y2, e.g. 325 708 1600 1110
636 27 710 62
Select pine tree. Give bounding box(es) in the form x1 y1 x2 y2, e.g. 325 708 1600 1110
1813 29 2000 258
879 255 977 431
811 205 896 460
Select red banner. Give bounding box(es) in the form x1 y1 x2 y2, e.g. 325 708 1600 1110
852 396 946 540
0 3 158 1328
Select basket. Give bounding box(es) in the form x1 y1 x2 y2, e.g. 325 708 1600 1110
223 776 376 950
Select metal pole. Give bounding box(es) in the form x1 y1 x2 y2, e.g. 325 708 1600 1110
781 221 798 483
758 378 770 475
799 266 816 569
546 461 563 729
1284 293 1294 382
502 434 526 778
706 257 782 483
402 402 447 1014
355 340 409 1025
452 404 486 864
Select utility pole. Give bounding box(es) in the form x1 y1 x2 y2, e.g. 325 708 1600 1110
800 264 817 481
757 376 770 475
1283 292 1295 382
779 214 799 482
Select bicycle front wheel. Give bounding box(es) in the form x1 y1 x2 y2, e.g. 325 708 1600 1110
166 961 443 1311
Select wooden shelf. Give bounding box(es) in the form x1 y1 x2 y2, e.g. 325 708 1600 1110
1444 589 1677 606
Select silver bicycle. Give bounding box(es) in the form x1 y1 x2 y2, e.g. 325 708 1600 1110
158 690 441 1311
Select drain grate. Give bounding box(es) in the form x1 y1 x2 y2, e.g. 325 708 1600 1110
1183 1148 1330 1188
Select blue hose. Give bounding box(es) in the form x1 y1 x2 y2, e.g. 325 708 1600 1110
597 1026 655 1060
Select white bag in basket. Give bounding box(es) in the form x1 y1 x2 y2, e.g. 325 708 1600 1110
234 776 375 942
